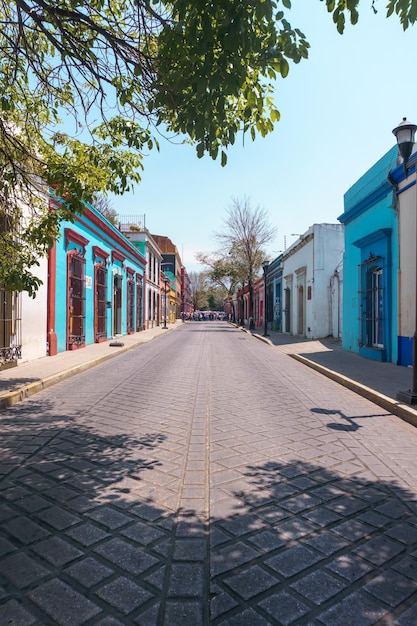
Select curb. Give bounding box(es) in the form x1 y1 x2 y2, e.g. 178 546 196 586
290 353 417 428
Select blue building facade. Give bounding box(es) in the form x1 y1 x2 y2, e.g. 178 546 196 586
48 199 146 355
389 148 417 367
338 146 399 363
266 255 283 332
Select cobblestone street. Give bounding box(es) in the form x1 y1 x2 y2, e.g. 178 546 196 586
1 322 417 625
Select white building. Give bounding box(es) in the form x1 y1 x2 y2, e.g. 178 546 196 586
118 218 163 329
1 196 48 370
281 223 344 340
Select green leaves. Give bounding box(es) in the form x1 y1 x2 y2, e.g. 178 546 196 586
386 0 417 29
0 0 416 294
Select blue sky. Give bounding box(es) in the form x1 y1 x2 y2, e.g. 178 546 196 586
113 3 417 273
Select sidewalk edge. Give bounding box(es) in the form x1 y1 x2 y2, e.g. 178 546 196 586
290 353 417 428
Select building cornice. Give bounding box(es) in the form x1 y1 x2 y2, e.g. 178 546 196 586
282 233 313 261
338 180 394 225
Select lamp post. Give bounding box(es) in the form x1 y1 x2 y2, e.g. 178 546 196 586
163 276 168 329
262 259 270 337
393 117 417 404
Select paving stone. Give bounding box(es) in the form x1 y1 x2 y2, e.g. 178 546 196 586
305 530 349 555
247 529 287 551
94 537 160 575
258 590 310 625
0 502 17 522
395 599 417 625
143 565 166 591
326 553 374 582
218 514 264 537
210 526 233 549
1 485 31 501
172 538 207 561
358 510 392 529
133 602 161 625
353 535 405 565
167 563 205 597
68 495 100 513
364 570 417 607
44 484 80 502
254 505 291 524
163 601 204 626
332 519 374 541
210 584 239 620
393 556 417 580
176 518 206 538
35 505 81 530
32 536 84 567
223 564 279 600
375 500 409 519
120 520 167 545
0 535 17 557
0 552 51 588
265 544 323 578
331 495 370 515
218 607 271 625
290 570 348 605
280 493 322 513
302 507 341 527
130 503 165 522
317 590 388 626
0 599 37 625
65 521 111 546
65 557 114 587
28 578 102 625
17 494 51 513
211 541 260 576
95 576 154 615
3 515 50 544
94 617 125 626
87 505 133 529
274 517 318 541
385 522 417 545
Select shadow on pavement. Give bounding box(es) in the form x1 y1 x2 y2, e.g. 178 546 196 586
1 398 417 625
311 407 392 432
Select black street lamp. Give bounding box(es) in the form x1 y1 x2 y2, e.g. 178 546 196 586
393 117 417 404
163 276 169 329
262 259 270 337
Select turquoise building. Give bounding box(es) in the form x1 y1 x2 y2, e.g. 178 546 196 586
338 146 399 363
48 199 146 355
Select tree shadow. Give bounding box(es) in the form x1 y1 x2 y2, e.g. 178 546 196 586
0 377 44 393
1 401 417 625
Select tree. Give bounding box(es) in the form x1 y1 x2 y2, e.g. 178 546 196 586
1 0 415 294
215 197 277 328
188 271 209 312
196 252 244 322
92 194 118 226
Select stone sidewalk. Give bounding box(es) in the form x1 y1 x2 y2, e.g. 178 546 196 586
249 329 417 429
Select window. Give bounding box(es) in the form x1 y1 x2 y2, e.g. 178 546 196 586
67 251 86 349
127 276 135 334
136 277 143 331
360 260 384 349
95 264 107 342
0 288 21 367
370 266 384 348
